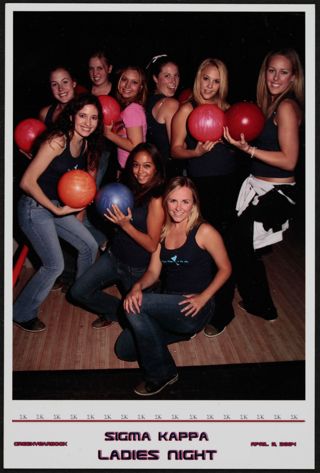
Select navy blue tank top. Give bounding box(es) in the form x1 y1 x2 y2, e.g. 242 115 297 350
251 112 294 178
38 139 87 201
160 224 214 293
111 201 151 268
44 103 59 128
185 101 236 177
146 94 170 162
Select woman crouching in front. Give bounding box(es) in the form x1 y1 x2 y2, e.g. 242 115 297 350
115 176 231 396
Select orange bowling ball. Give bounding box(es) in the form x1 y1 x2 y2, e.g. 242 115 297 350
57 170 97 208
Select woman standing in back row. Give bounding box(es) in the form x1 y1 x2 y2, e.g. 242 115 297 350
145 54 183 178
224 48 304 321
104 65 148 172
170 58 239 336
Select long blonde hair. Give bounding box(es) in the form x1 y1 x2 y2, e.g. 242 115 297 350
160 177 204 241
256 48 304 117
192 58 229 111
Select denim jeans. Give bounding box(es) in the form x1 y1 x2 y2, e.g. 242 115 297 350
115 293 214 383
13 196 98 323
69 249 147 322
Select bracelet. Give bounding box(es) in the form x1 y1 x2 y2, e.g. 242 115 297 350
250 146 256 159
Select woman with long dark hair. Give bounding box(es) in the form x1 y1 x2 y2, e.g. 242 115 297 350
69 142 165 328
13 94 104 332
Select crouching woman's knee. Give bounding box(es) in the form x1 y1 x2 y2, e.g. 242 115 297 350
114 329 138 362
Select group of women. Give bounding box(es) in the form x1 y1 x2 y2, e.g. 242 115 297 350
13 47 304 396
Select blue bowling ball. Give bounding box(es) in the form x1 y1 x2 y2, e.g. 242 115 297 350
95 183 134 216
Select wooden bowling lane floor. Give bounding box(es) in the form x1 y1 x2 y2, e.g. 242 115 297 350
12 226 305 372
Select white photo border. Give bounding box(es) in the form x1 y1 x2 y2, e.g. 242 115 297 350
4 2 316 470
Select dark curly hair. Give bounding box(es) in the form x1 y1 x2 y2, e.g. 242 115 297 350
121 142 165 206
45 93 104 172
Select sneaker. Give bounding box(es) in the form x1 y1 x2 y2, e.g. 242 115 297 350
91 317 112 329
134 374 179 396
238 300 278 321
14 317 46 333
204 324 225 338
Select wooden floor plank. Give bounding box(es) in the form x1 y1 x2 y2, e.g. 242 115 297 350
12 225 306 371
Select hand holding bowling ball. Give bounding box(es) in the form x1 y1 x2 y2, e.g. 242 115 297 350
58 170 97 208
95 183 134 220
188 104 225 142
14 118 47 154
225 102 265 141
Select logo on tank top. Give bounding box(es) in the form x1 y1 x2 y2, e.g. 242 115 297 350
162 255 189 266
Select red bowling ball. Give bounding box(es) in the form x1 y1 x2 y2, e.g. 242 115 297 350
98 95 121 125
57 170 97 208
14 118 47 153
225 102 265 141
178 88 193 103
188 104 225 142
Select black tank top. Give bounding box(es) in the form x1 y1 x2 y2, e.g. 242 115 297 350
44 103 59 128
38 139 87 201
160 224 214 293
185 101 236 177
146 94 171 162
111 201 151 268
251 111 294 178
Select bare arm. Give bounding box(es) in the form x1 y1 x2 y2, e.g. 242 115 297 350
38 105 50 123
170 102 216 159
224 99 301 171
19 136 84 216
104 124 144 152
160 98 180 142
105 196 164 253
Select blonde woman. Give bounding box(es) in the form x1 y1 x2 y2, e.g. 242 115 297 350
224 48 304 321
171 57 239 336
115 177 231 396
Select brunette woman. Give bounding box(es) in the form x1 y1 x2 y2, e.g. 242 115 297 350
13 94 104 332
69 142 165 328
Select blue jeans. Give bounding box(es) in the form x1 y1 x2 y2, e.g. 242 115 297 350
115 294 214 383
69 249 147 321
13 196 98 323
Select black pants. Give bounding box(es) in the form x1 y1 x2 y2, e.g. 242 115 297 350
229 185 296 313
191 173 240 330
